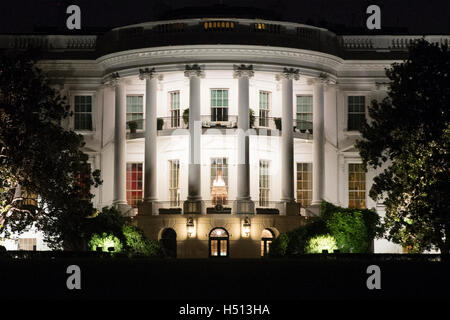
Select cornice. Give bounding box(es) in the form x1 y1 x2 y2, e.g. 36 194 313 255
96 45 343 75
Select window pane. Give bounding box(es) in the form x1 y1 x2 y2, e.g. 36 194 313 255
126 95 144 130
348 96 366 131
348 164 366 209
74 95 93 130
126 163 143 208
296 163 313 207
296 96 313 131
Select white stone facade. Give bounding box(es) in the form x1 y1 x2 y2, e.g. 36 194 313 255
2 17 449 254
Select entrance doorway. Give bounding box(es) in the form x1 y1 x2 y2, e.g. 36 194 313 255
160 228 177 258
209 228 229 257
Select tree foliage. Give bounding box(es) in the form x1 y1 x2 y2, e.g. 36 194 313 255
355 40 450 254
0 51 101 250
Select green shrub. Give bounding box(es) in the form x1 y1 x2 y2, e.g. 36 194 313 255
88 232 123 253
305 234 338 253
269 201 382 257
249 109 255 128
122 224 164 257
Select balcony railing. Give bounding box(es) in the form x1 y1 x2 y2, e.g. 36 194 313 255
159 117 188 130
200 115 238 128
126 116 313 135
135 199 304 215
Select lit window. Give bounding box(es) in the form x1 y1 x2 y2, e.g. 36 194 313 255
211 89 229 121
259 160 270 207
74 96 92 131
210 158 228 206
259 91 271 127
348 96 366 131
126 163 143 208
18 238 37 251
126 95 144 130
348 163 366 209
296 95 313 132
169 160 180 206
297 163 313 207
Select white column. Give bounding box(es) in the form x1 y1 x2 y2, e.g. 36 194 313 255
234 64 254 214
110 73 129 211
184 65 203 214
279 68 300 215
139 68 159 214
312 79 325 206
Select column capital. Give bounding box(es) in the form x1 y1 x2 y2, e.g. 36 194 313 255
307 73 335 86
139 67 156 80
233 64 254 78
277 68 300 81
184 64 204 78
102 72 121 87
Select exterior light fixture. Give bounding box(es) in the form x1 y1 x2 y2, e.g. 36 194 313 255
186 217 195 238
242 217 251 238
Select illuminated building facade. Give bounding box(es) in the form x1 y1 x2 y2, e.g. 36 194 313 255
1 12 448 256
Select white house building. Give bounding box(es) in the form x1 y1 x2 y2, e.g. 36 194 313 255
1 13 449 256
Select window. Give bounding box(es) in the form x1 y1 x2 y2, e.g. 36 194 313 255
209 228 229 257
296 95 313 132
126 95 144 130
211 89 229 121
74 95 92 131
348 163 366 209
169 91 180 128
296 163 313 207
18 238 36 251
259 91 271 127
261 229 274 257
348 96 366 131
126 163 143 208
259 160 270 207
210 158 228 205
169 160 180 206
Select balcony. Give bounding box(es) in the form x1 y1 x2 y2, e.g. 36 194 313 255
126 116 313 139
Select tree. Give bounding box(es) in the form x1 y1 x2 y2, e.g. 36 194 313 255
356 40 450 254
0 51 101 250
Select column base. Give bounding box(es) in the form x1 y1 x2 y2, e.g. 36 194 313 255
183 200 204 215
234 199 255 214
113 202 134 216
304 204 321 217
276 201 300 216
139 201 159 216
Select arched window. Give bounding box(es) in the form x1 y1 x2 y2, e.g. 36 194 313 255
261 228 274 257
160 228 177 258
209 228 229 258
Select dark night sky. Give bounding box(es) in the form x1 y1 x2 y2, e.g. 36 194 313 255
0 0 449 34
